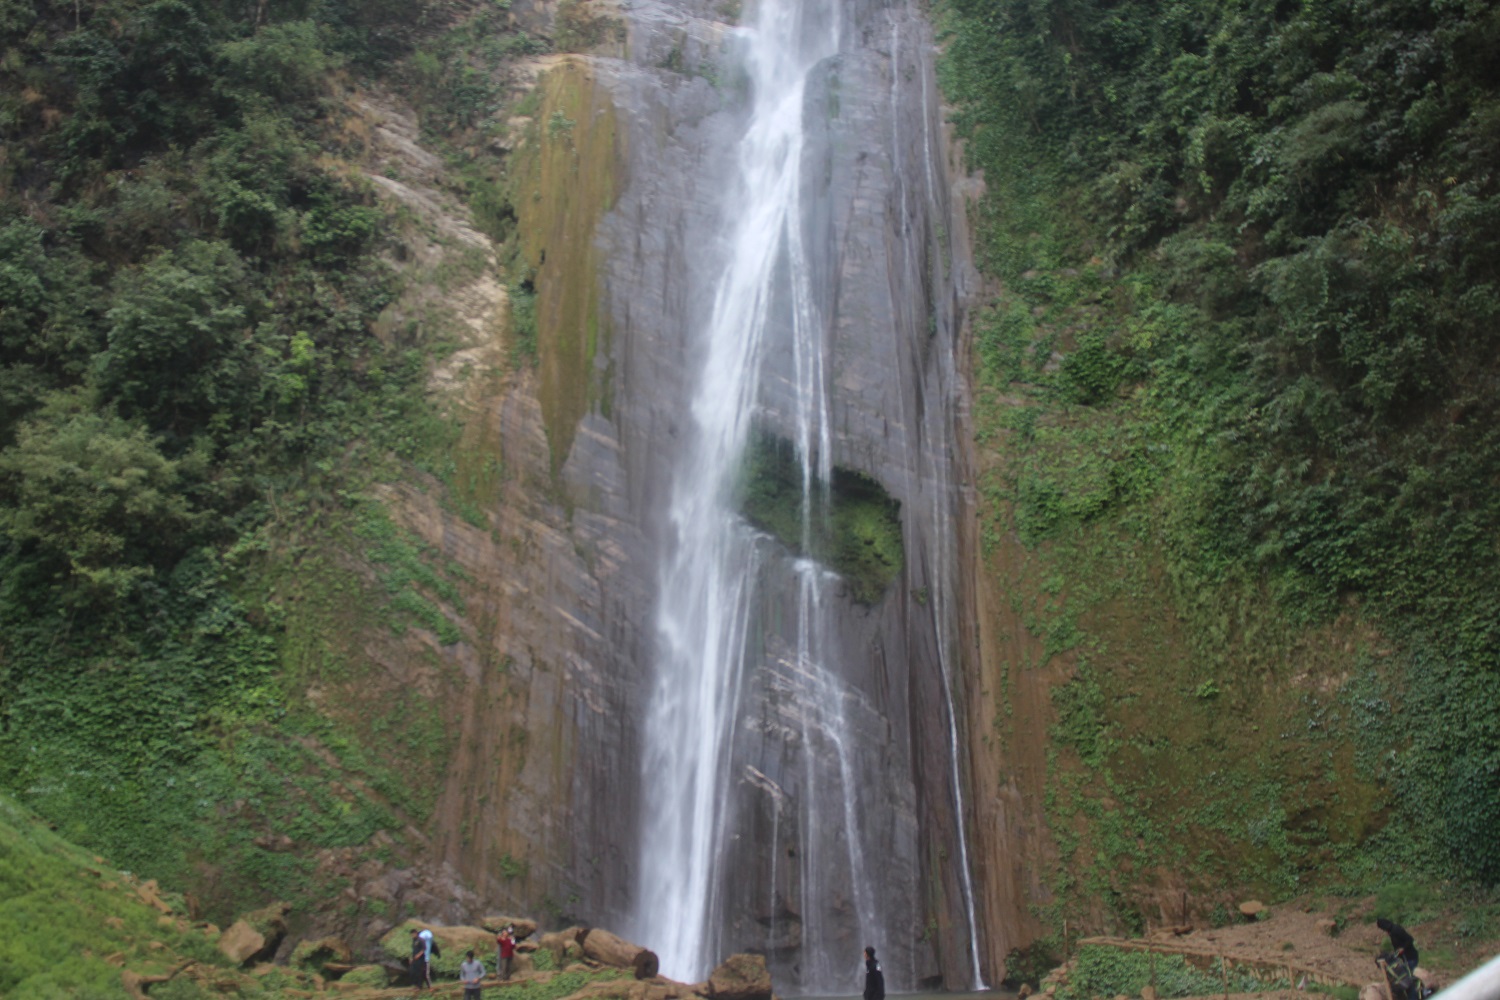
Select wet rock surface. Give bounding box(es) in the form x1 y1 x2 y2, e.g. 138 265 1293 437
333 0 991 989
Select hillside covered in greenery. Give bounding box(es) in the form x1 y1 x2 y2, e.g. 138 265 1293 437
0 0 546 920
940 0 1500 928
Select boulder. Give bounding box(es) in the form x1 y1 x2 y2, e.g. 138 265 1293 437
378 921 499 977
706 953 773 1000
218 901 291 966
635 950 661 980
219 922 272 966
1317 920 1339 936
540 927 588 966
1017 985 1033 1000
292 936 353 972
1359 984 1385 1000
481 916 540 940
1238 900 1266 919
580 927 650 969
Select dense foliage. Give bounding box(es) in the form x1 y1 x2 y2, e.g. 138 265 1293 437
940 0 1500 890
0 0 525 910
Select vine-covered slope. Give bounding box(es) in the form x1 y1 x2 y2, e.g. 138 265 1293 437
939 0 1500 948
0 0 557 925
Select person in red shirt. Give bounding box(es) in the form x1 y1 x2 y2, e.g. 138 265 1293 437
497 926 517 980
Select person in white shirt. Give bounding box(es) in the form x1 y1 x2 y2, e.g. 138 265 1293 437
460 949 487 999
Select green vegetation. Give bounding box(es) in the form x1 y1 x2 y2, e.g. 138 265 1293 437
1058 946 1286 1000
0 792 235 998
739 431 904 604
0 0 548 928
938 0 1500 930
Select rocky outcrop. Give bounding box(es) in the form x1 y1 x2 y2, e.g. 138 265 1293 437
216 902 290 967
705 954 773 1000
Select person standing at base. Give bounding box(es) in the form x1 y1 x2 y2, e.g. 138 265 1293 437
410 928 429 993
497 925 517 980
863 946 885 1000
461 949 486 999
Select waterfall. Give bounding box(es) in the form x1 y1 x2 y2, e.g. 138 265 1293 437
633 0 845 983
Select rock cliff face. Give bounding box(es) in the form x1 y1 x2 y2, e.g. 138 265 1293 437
337 0 1011 989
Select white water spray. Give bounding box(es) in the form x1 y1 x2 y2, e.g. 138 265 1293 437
634 0 843 982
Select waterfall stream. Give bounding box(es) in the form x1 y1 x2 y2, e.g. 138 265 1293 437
626 0 987 990
633 0 845 983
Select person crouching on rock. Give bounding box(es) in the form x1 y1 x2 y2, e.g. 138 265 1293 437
1377 917 1420 971
461 949 486 999
863 947 885 1000
497 925 516 980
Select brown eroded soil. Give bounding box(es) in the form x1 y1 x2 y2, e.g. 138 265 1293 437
1058 896 1500 1000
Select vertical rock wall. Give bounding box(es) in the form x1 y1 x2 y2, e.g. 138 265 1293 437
364 0 1020 988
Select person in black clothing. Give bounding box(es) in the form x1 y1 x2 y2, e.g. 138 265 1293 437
863 946 885 1000
410 928 430 992
1377 917 1420 970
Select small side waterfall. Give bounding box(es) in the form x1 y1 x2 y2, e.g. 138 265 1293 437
633 0 845 983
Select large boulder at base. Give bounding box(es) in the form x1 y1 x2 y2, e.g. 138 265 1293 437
634 950 660 980
218 902 290 966
706 954 773 1000
580 928 650 970
481 916 540 940
540 927 588 966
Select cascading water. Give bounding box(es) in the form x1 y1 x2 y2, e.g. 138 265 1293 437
623 0 994 989
633 0 845 983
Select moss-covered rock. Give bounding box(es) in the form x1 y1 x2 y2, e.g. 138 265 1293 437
739 432 904 603
380 920 498 978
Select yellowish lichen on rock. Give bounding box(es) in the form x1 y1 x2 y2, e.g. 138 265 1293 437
509 59 621 472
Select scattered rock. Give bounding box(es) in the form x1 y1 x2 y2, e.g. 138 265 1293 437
539 927 588 965
103 952 127 967
218 904 289 967
1317 920 1339 936
136 879 174 915
706 953 773 1000
1017 984 1033 999
1239 900 1267 919
480 915 539 940
1170 925 1194 936
292 935 353 972
104 916 125 930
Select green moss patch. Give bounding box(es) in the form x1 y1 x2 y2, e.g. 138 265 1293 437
509 63 620 472
739 432 903 604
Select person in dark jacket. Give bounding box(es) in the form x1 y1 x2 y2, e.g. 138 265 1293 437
1377 917 1420 970
863 946 885 1000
